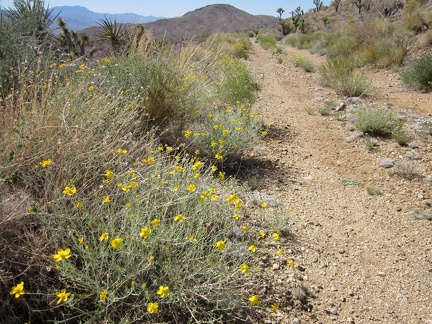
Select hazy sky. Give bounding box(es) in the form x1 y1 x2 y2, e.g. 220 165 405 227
0 1 330 18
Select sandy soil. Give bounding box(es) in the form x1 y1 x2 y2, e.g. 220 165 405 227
248 41 432 323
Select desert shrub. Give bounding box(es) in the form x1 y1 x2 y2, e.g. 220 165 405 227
352 106 401 136
214 54 257 106
400 54 432 92
233 42 249 59
391 160 423 179
361 25 414 68
367 186 383 195
403 3 432 33
319 57 371 97
257 35 277 49
182 103 262 166
291 55 315 72
0 38 279 323
0 0 56 94
283 33 318 49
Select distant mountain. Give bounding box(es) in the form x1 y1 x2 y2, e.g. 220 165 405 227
50 6 162 31
142 4 278 41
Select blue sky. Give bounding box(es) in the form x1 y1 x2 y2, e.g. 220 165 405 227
0 1 329 18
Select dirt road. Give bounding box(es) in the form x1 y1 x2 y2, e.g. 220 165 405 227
249 41 432 323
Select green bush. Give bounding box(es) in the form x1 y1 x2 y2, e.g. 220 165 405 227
257 35 276 50
400 54 432 92
361 26 413 68
0 38 278 322
291 54 314 72
353 106 401 136
233 42 249 59
35 151 259 322
319 57 371 97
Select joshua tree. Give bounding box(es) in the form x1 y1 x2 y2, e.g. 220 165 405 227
353 0 363 15
277 7 285 20
331 0 342 12
57 18 90 57
313 0 323 12
290 6 304 33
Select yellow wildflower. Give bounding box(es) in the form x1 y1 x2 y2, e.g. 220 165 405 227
191 160 203 170
248 245 257 253
52 248 71 262
215 152 222 160
56 289 71 304
74 201 83 208
156 285 170 298
128 181 138 188
174 214 185 222
151 219 160 227
259 230 266 238
140 227 151 238
116 148 127 154
62 186 77 196
272 233 280 241
186 184 196 192
147 156 155 165
184 129 192 138
216 240 227 250
39 159 52 168
99 232 109 241
249 295 259 306
102 196 111 204
271 303 279 313
188 235 197 242
10 282 25 298
111 237 123 250
260 201 268 208
241 226 249 233
287 260 295 268
147 302 158 314
105 170 114 179
99 290 108 301
240 263 250 274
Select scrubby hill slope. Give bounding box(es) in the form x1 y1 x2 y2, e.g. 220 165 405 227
138 4 278 40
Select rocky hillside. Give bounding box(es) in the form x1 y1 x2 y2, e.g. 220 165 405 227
82 4 278 45
143 4 278 40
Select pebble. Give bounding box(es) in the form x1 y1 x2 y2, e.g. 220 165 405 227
377 271 386 277
408 141 419 148
379 158 396 168
296 265 306 272
406 151 421 160
345 131 363 143
325 307 339 315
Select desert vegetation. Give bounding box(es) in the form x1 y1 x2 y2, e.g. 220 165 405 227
2 0 432 322
0 1 290 322
275 0 432 94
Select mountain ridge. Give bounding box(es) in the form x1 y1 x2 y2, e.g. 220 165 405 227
142 4 278 41
51 6 162 31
